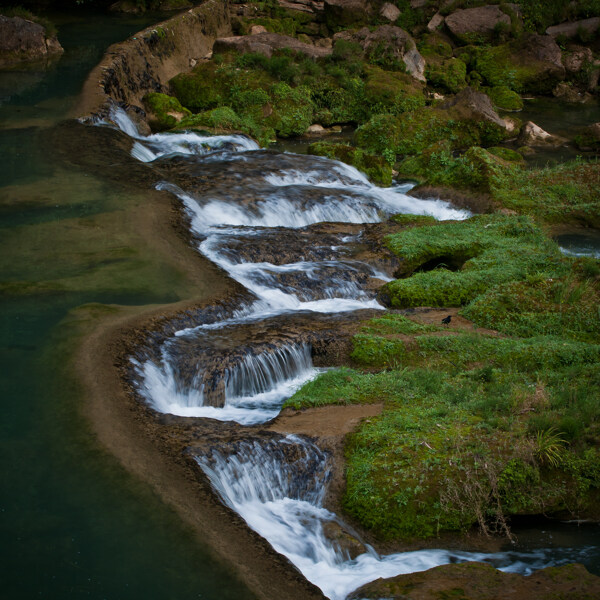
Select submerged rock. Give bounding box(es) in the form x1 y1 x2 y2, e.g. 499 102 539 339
0 15 63 69
350 561 600 599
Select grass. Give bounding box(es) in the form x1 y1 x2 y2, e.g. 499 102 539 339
285 209 600 542
379 215 566 308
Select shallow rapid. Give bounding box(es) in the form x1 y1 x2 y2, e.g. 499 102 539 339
104 108 594 598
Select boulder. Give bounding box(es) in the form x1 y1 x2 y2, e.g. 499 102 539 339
474 34 565 94
575 122 600 151
333 26 425 82
350 561 600 600
0 15 63 69
442 87 511 132
553 81 592 103
518 121 567 147
445 5 511 43
379 2 400 22
250 25 268 35
563 46 593 74
547 17 600 39
321 521 367 560
324 0 372 28
213 33 332 59
427 13 444 32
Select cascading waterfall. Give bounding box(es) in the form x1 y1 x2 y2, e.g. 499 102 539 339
197 435 592 600
101 108 594 598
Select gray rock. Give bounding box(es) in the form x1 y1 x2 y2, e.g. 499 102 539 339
213 33 331 59
379 2 401 22
442 87 509 131
324 0 372 28
547 17 600 39
445 5 511 41
427 13 444 32
0 15 63 69
563 46 593 73
518 121 567 147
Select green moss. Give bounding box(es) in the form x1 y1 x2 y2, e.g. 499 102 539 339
486 86 524 111
265 82 314 137
307 142 393 186
380 215 566 308
390 214 438 226
426 58 467 94
397 144 509 191
142 92 191 131
462 274 600 342
354 105 508 161
491 159 600 227
474 42 562 94
487 146 524 163
363 66 426 115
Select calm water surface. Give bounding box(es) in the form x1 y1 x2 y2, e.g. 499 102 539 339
0 10 254 600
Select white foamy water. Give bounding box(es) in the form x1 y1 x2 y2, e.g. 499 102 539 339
197 435 583 600
104 106 259 162
134 343 321 425
110 103 471 424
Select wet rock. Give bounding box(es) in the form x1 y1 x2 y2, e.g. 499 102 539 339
0 15 63 69
445 5 513 43
518 121 567 147
379 3 400 22
520 33 565 80
333 26 425 82
441 87 511 132
349 561 600 599
547 17 600 39
213 33 331 59
322 521 367 559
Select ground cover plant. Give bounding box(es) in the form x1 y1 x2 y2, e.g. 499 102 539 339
285 212 600 541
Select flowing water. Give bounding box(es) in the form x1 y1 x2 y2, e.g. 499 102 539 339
107 110 600 596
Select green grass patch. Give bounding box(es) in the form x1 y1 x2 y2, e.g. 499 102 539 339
380 215 566 308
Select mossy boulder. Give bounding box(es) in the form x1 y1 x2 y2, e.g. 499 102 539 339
264 82 314 137
474 34 565 94
363 66 425 114
355 88 511 160
486 85 523 111
142 92 191 131
425 57 467 94
575 123 600 152
307 141 393 185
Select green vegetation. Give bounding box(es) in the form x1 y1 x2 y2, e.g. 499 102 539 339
486 86 523 111
379 215 565 308
307 142 393 185
286 211 600 540
142 92 191 131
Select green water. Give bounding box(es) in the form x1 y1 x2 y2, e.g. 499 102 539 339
0 10 254 600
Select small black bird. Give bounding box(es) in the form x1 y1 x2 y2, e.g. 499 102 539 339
441 315 452 325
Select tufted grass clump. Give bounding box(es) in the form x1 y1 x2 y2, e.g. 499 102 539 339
379 215 566 309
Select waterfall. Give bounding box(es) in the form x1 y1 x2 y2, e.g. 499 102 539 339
133 342 320 425
197 435 590 600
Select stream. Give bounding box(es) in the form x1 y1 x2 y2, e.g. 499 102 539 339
106 108 599 598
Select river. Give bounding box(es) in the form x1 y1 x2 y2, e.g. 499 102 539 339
1 9 599 600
